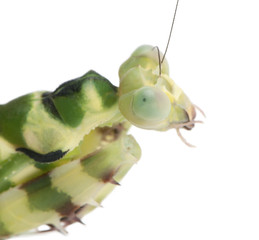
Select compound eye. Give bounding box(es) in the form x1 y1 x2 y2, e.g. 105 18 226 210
132 86 171 122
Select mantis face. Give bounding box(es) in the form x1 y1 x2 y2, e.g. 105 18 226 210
118 45 198 137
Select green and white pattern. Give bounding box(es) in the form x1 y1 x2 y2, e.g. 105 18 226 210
0 45 197 239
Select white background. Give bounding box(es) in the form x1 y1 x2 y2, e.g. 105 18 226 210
0 0 259 239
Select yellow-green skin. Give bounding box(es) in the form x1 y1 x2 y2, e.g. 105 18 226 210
0 45 196 239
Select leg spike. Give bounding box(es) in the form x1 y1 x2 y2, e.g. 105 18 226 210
109 178 120 185
61 214 86 227
48 222 68 235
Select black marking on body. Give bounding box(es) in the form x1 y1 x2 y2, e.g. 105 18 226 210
42 92 63 121
52 78 83 97
16 148 69 163
52 70 118 98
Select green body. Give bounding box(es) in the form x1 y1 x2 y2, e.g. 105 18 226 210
0 45 197 239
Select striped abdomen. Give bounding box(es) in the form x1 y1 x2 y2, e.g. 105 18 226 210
0 125 141 238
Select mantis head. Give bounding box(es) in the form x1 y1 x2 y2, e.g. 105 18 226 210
118 45 202 147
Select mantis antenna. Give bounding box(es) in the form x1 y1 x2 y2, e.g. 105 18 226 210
161 0 180 63
153 0 180 75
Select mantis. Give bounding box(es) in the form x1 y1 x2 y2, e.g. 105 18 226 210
0 0 203 238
